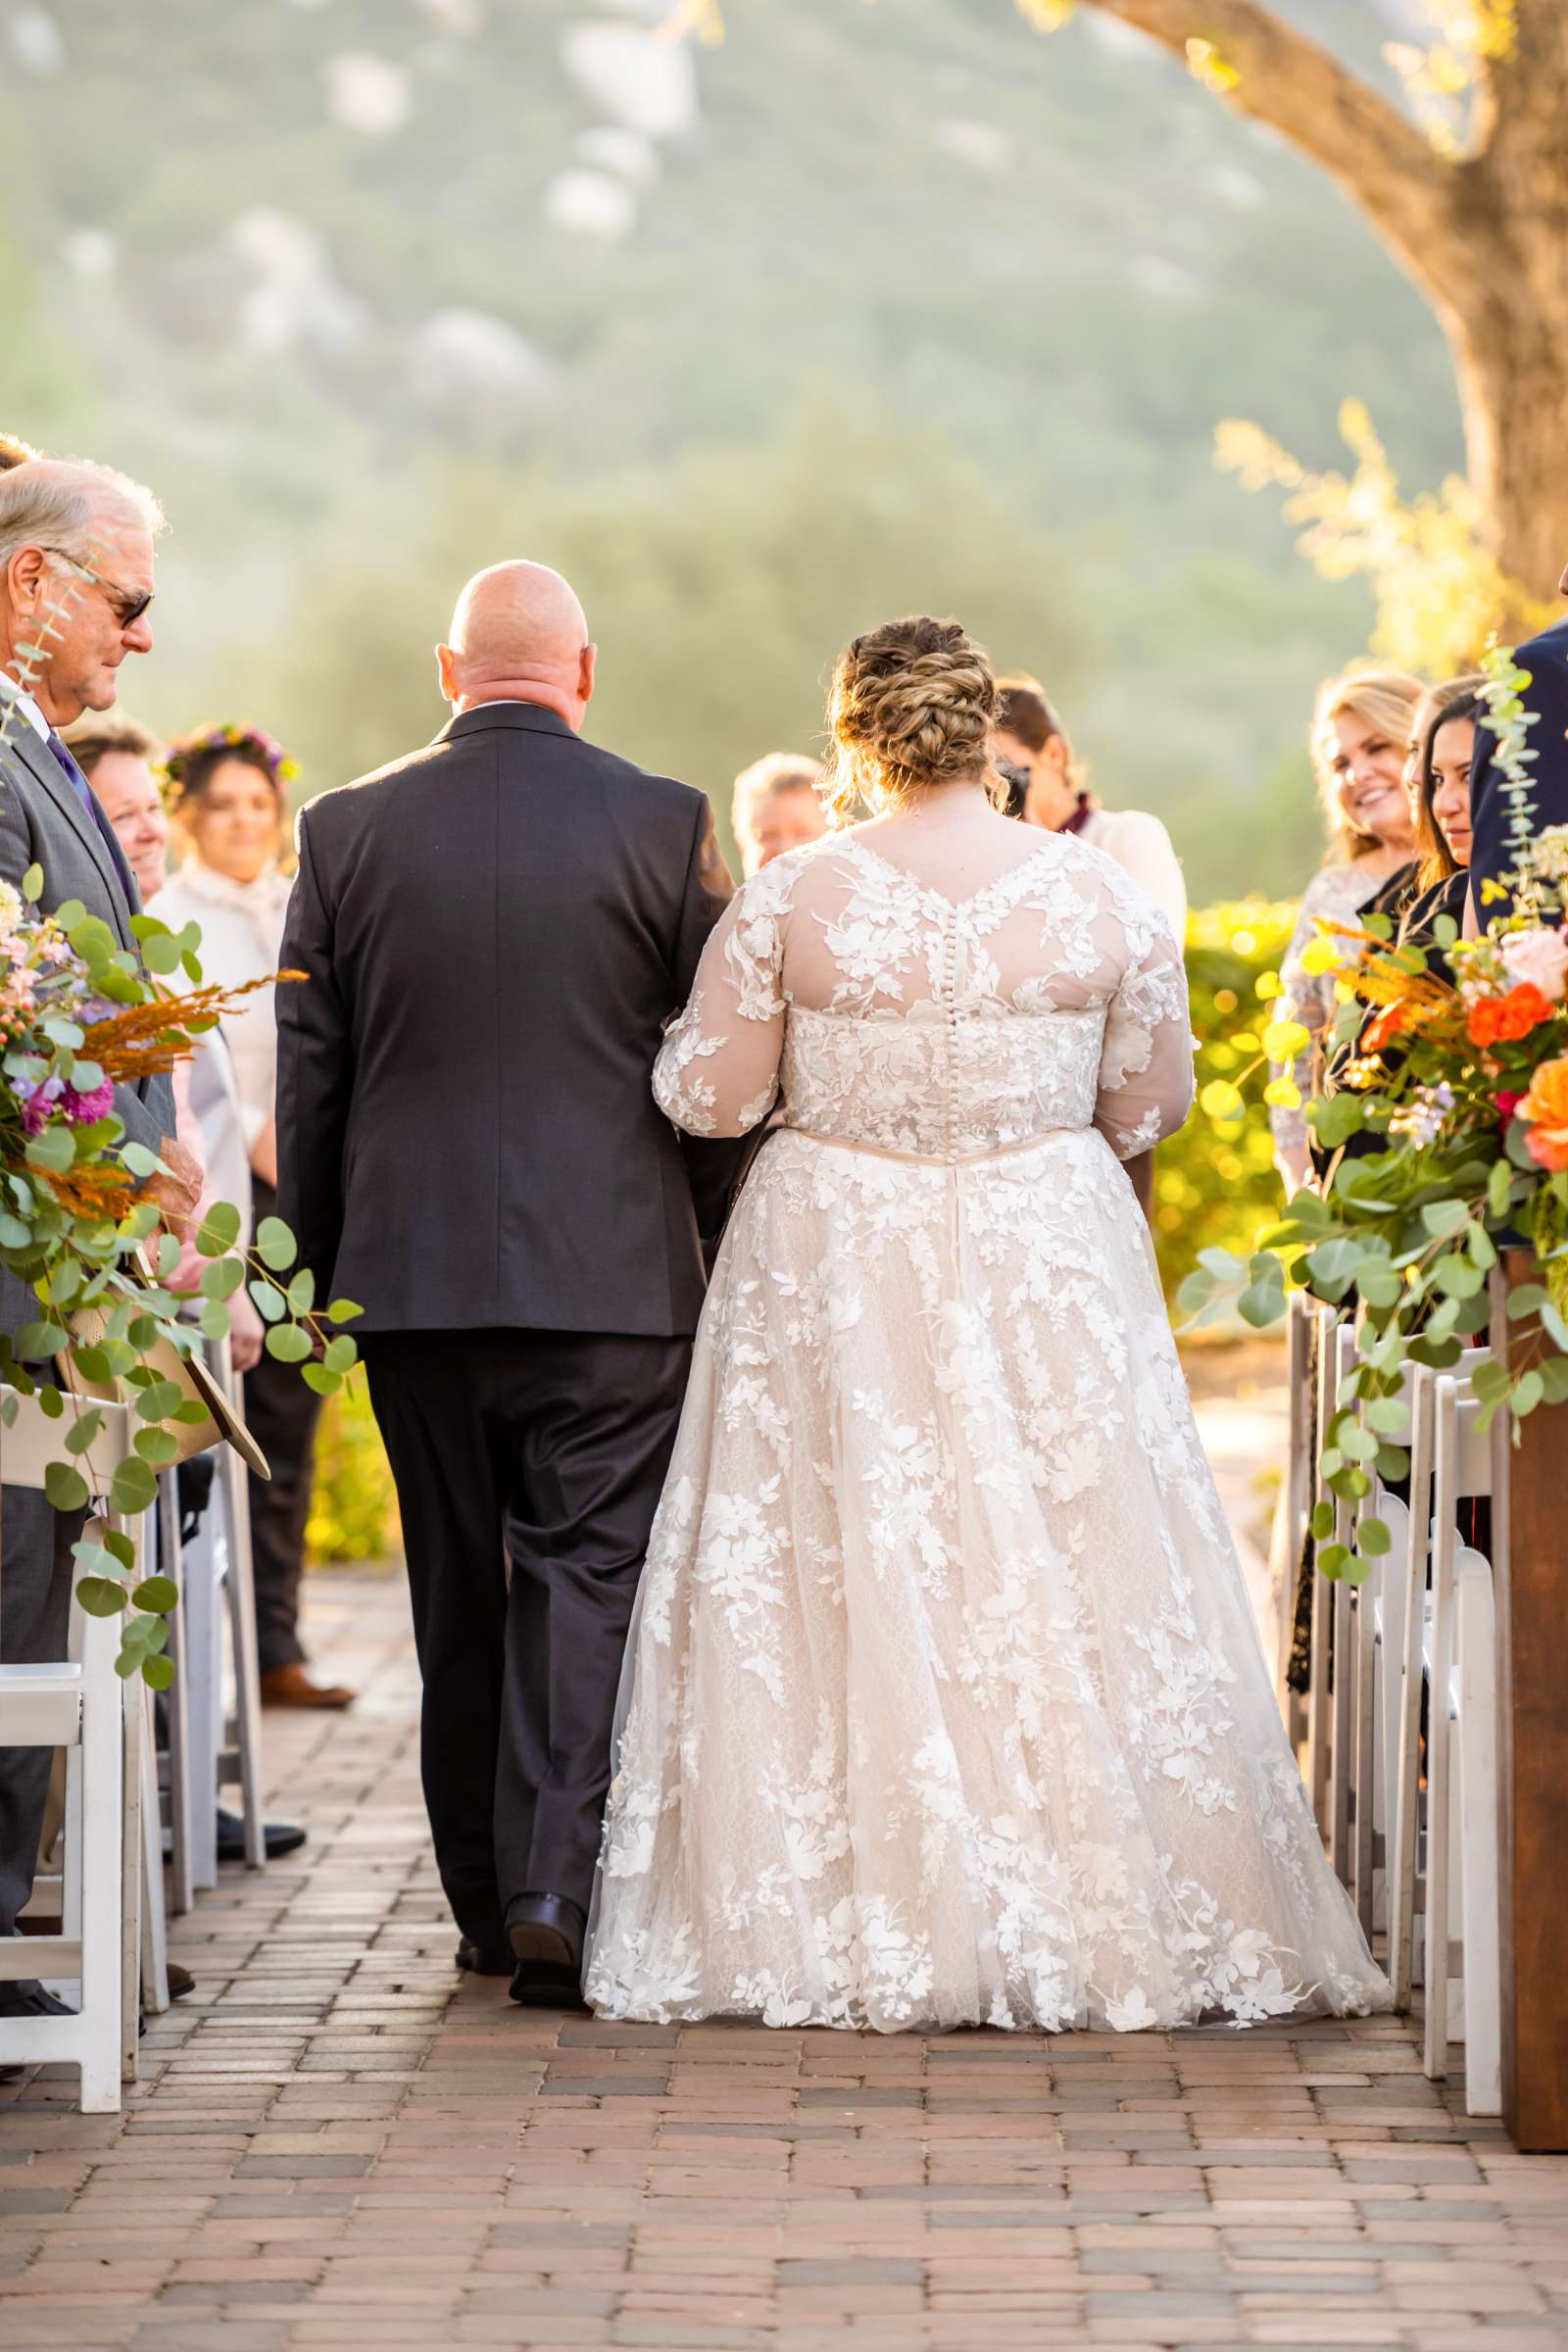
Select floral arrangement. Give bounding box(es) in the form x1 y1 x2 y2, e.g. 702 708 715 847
1182 640 1568 1584
0 864 357 1682
160 720 300 796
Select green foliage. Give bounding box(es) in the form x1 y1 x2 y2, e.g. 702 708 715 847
1152 900 1298 1301
307 1381 401 1565
0 2 1459 904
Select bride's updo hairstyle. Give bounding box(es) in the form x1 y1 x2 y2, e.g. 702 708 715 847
824 615 999 825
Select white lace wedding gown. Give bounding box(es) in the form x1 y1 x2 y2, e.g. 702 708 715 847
585 822 1391 2033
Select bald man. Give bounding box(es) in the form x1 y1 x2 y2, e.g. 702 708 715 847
276 562 746 2008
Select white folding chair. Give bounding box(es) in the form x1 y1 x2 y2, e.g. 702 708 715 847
179 1336 266 1877
0 1386 147 2111
153 1483 195 1916
1423 1378 1499 2109
1380 1348 1490 2011
1307 1306 1348 1838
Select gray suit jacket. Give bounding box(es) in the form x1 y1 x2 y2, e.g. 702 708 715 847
0 715 174 1345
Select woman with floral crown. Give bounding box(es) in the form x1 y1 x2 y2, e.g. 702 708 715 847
156 722 355 1712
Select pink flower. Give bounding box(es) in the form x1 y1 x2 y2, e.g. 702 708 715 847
1494 1090 1525 1123
1498 925 1568 1004
62 1078 115 1125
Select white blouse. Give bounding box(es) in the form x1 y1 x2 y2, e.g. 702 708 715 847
1077 808 1188 943
152 860 293 1149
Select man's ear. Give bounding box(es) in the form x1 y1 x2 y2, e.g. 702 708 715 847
1042 734 1070 786
435 642 457 704
578 642 597 710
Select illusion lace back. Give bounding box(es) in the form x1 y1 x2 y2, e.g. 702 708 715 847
586 825 1391 2033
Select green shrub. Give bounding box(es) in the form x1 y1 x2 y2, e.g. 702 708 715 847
307 1379 401 1564
1153 897 1298 1301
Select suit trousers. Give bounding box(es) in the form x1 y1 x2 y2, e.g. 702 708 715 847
0 1486 84 1953
243 1180 324 1675
361 1328 691 1939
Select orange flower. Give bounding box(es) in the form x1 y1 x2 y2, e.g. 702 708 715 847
1517 1054 1568 1169
1467 982 1554 1047
1362 1004 1409 1054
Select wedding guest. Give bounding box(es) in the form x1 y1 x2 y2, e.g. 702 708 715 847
156 723 354 1712
1313 676 1483 1158
0 453 194 2029
1271 665 1424 1193
732 753 826 878
61 713 266 1373
1398 676 1483 960
993 678 1185 1218
1470 557 1568 913
992 677 1187 937
64 717 309 1870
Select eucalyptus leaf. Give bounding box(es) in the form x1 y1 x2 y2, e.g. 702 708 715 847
195 1200 241 1257
1357 1515 1392 1557
44 1460 89 1512
140 1652 175 1691
256 1216 295 1272
77 1576 128 1617
265 1323 313 1364
109 1457 158 1516
131 1575 178 1614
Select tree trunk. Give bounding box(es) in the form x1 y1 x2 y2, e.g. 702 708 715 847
1079 0 1568 610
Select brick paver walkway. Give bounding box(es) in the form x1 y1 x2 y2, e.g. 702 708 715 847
5 1565 1568 2351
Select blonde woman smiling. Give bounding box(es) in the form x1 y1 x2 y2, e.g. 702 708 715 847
1271 665 1424 1192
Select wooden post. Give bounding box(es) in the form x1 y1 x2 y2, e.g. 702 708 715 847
1490 1253 1568 2151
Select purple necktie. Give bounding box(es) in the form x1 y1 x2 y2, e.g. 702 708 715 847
43 725 136 905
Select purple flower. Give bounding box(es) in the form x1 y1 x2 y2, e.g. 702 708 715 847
20 1075 65 1136
63 1078 115 1125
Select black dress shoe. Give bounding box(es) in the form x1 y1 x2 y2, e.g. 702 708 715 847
455 1936 513 1977
215 1806 307 1862
505 1892 589 2011
0 1983 74 2020
166 1961 196 2001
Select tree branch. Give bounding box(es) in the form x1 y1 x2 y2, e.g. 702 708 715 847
1076 1 1458 291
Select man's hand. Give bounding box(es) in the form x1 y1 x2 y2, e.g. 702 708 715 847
147 1136 204 1240
228 1284 266 1375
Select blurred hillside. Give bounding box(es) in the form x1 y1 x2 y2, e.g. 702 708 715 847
0 0 1459 893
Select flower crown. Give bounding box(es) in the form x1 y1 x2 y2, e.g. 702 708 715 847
161 721 300 794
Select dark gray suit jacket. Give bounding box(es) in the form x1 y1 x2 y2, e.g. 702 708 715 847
0 712 174 1343
275 702 749 1338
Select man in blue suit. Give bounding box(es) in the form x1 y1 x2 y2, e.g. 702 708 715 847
1470 564 1568 911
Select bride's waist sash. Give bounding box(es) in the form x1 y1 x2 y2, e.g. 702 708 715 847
773 1125 1077 1169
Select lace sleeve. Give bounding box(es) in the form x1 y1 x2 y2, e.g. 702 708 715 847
1093 877 1194 1161
653 861 794 1138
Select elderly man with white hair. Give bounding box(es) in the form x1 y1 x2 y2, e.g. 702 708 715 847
276 560 747 2008
0 449 200 2025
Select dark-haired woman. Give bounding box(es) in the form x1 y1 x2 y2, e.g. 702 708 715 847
992 676 1187 938
157 725 355 1713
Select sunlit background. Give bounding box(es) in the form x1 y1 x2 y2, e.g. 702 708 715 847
0 0 1458 898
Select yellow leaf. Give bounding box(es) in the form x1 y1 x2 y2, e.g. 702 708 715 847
1263 1078 1302 1110
1298 938 1341 976
1262 1019 1310 1061
1254 970 1283 1001
1200 1079 1245 1121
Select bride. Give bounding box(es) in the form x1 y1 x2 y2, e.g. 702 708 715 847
585 615 1390 2034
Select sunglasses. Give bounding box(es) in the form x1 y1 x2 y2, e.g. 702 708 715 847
41 546 155 631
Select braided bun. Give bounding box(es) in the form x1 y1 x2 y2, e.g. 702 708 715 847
824 615 998 823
